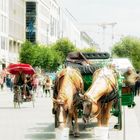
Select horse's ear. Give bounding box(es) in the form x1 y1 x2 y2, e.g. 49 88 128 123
79 93 85 100
52 98 58 103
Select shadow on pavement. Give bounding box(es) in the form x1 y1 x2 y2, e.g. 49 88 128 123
25 121 97 140
25 123 55 140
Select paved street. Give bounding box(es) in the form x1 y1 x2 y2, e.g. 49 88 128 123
0 89 140 140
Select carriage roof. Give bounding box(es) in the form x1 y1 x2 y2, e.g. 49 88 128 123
65 52 111 75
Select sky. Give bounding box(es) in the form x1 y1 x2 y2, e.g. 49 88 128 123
63 0 140 51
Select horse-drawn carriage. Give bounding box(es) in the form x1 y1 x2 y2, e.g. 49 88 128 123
7 63 35 108
52 52 136 136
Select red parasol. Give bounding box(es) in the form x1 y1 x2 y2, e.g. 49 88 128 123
7 63 35 75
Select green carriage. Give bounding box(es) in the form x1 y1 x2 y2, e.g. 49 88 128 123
65 52 136 130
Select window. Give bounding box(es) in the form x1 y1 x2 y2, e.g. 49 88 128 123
1 37 6 50
26 2 36 43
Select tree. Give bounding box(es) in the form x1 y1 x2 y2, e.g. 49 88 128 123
78 47 96 53
20 41 35 65
19 41 63 72
112 36 140 69
51 38 76 62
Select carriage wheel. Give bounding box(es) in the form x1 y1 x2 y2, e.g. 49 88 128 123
117 96 122 130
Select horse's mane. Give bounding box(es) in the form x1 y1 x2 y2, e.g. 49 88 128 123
92 68 102 82
57 67 83 95
87 67 118 94
57 67 82 81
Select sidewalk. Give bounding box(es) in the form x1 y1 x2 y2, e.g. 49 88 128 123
125 105 140 140
109 96 140 140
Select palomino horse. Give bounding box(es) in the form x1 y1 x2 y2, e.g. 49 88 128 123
53 67 84 137
81 66 118 127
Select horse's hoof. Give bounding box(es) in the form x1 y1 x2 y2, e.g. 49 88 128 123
114 124 120 129
69 130 73 135
74 132 80 137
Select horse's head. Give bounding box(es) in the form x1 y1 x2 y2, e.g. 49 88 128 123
81 66 118 124
53 98 68 128
80 94 98 124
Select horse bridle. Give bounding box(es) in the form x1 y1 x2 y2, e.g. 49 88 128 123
82 95 99 119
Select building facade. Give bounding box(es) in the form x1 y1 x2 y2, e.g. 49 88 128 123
60 9 81 48
0 0 9 70
8 0 25 63
0 0 95 71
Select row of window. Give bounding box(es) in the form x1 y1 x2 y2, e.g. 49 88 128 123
9 40 20 53
0 36 6 50
0 14 7 33
0 0 8 13
50 15 59 37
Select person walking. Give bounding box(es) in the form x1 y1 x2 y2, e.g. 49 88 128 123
0 74 4 91
32 74 39 96
5 74 12 91
44 75 52 97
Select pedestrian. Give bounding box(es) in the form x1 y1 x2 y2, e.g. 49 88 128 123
10 75 14 91
32 74 39 96
0 74 4 91
42 77 46 94
44 75 52 97
5 74 12 90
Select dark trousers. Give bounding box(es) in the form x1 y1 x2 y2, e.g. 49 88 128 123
45 89 51 97
135 80 140 96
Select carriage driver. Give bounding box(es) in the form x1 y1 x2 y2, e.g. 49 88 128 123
25 75 33 99
13 71 26 99
14 71 26 86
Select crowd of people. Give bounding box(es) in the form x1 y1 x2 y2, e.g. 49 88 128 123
0 70 53 98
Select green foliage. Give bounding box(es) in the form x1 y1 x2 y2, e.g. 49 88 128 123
112 36 140 69
20 41 35 65
78 47 96 53
51 38 76 62
19 41 62 72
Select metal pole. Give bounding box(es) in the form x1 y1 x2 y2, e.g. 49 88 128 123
123 106 126 140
